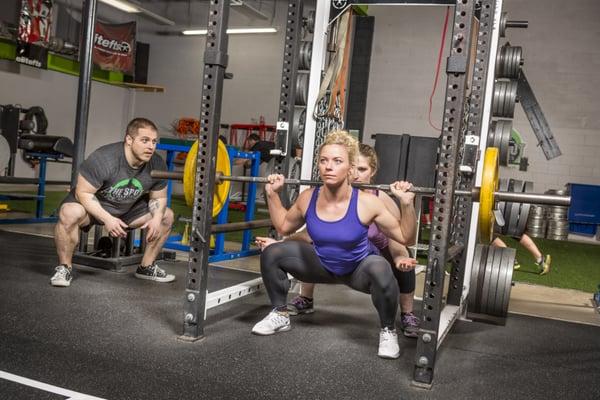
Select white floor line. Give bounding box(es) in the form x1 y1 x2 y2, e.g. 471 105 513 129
0 370 107 400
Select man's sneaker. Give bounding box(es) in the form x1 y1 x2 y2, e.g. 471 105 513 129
287 295 314 315
251 310 291 335
50 265 72 287
378 327 400 359
538 254 551 276
513 259 521 270
135 263 175 283
400 312 420 338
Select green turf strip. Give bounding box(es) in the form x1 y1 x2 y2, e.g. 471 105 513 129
3 191 599 293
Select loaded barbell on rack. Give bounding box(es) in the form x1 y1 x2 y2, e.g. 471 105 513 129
151 144 570 244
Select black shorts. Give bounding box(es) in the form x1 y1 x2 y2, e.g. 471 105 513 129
61 192 150 232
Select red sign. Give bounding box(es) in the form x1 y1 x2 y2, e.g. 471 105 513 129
93 21 136 75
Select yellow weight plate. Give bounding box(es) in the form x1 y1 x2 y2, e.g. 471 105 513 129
478 147 499 243
183 139 231 217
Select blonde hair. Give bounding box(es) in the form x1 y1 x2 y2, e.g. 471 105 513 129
318 130 359 165
358 143 378 174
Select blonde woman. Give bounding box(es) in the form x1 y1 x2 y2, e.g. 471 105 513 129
252 131 416 359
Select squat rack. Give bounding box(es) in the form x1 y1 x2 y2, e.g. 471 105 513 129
67 0 506 389
180 0 505 388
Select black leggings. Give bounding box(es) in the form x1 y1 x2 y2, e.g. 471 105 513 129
260 241 399 328
378 247 416 294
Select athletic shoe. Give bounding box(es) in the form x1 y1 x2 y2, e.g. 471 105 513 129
135 263 176 283
287 295 314 315
513 259 521 270
378 327 400 359
400 312 420 338
50 265 72 287
251 310 291 335
538 254 551 276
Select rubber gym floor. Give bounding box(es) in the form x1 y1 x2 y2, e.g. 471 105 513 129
1 228 599 400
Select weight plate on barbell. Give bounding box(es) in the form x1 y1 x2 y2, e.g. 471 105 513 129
515 181 533 237
478 148 499 243
183 139 231 217
494 178 510 235
506 179 525 236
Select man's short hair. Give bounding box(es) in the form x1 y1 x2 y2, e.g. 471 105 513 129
126 117 158 139
247 133 260 142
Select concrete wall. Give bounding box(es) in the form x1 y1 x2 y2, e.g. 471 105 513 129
0 65 133 180
135 0 296 134
363 0 600 192
497 0 600 191
363 5 451 143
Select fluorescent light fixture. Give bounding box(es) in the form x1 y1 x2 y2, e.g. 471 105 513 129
231 0 270 20
182 27 277 35
97 0 175 25
99 0 140 13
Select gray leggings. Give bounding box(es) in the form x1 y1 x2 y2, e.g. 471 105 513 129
260 241 399 328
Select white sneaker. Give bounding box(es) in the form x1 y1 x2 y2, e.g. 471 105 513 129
251 310 291 335
50 265 72 287
378 327 400 359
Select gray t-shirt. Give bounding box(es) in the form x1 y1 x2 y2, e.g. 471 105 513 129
76 142 167 216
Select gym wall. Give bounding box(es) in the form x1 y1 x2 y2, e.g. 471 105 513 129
0 68 133 181
363 0 600 192
135 0 293 137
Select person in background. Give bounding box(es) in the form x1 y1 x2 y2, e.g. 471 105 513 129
493 233 551 275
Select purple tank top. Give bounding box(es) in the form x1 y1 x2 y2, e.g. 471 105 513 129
368 223 389 250
305 187 373 275
366 190 389 250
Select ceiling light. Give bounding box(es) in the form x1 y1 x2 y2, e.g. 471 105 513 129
182 27 277 36
231 1 270 20
99 0 140 13
97 0 175 25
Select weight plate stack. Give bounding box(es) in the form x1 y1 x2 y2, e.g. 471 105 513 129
488 120 512 166
468 244 515 325
492 80 518 118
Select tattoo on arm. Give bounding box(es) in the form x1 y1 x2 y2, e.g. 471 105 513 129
148 199 165 217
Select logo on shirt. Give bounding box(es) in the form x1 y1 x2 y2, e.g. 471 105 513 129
100 178 143 202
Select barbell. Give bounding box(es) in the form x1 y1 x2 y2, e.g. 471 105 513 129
152 144 570 243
